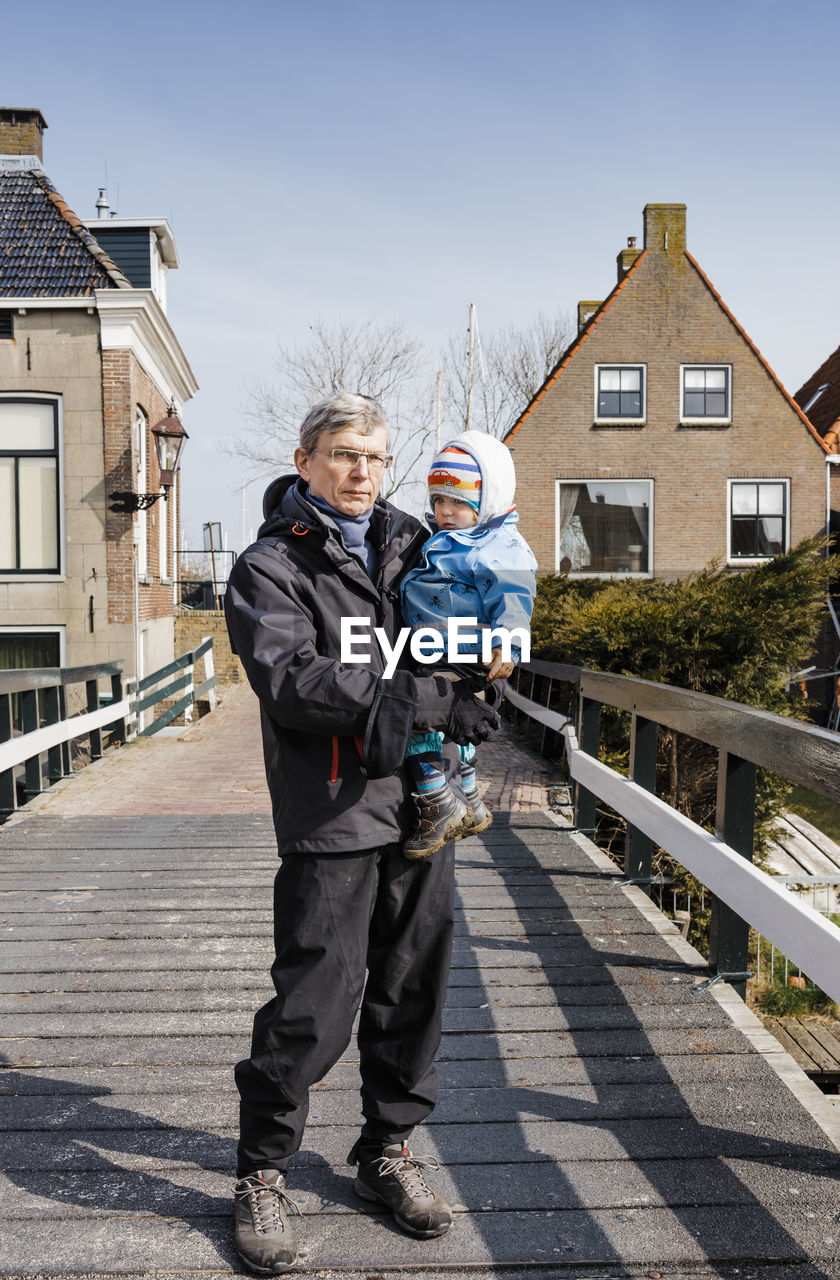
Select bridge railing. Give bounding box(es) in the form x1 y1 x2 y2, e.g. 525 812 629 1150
136 636 217 736
0 663 129 819
506 659 840 1002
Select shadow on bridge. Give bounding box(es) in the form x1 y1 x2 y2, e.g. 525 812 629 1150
441 813 840 1274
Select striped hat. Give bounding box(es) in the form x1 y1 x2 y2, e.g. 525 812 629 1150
428 445 481 511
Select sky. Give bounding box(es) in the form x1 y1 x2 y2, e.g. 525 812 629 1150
3 0 839 554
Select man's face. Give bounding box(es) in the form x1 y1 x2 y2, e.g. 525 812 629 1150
295 425 390 516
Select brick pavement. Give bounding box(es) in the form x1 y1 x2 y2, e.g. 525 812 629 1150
32 682 558 818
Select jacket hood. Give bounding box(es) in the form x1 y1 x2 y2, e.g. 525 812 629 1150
430 430 516 525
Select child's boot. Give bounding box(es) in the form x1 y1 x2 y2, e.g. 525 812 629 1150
404 785 469 859
461 787 492 835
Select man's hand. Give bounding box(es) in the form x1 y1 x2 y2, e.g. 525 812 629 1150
444 681 501 746
483 647 514 681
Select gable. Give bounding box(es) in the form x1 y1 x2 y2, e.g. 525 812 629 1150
506 248 825 455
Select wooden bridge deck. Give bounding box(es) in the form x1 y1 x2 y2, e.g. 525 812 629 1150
3 700 840 1277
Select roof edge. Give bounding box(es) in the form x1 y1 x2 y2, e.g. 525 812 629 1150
504 250 649 443
684 251 828 454
32 173 132 291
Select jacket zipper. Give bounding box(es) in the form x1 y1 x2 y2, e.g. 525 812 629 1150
330 736 339 783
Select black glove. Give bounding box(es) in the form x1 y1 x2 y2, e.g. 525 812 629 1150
444 681 502 746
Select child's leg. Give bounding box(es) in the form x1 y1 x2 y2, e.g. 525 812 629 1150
458 743 492 834
403 731 468 860
458 743 478 795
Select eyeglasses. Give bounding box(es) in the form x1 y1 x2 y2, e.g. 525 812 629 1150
317 448 394 472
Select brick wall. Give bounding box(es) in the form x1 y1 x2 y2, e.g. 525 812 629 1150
103 350 180 625
508 208 827 580
174 611 242 685
0 109 45 159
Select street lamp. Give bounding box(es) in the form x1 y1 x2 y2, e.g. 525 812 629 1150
109 401 189 513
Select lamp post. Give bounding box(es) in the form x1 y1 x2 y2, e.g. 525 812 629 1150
109 401 189 513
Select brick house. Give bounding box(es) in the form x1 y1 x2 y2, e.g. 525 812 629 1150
505 203 833 583
0 108 198 683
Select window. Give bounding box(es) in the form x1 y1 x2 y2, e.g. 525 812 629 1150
0 628 63 669
728 480 788 560
0 312 13 339
0 627 64 732
681 365 731 422
595 365 645 421
136 405 148 578
0 398 61 573
802 384 829 415
556 480 652 576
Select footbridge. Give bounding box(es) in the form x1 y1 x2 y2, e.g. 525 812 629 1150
2 677 840 1279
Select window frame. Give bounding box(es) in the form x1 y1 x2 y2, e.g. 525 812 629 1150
0 395 64 579
135 404 149 581
0 625 66 668
680 364 732 425
555 478 654 578
726 478 790 563
594 363 647 424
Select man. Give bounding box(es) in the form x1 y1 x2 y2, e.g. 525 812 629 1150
224 392 499 1274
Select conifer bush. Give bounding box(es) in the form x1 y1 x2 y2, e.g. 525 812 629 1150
530 538 835 950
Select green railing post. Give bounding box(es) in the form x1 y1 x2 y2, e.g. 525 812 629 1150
0 692 15 816
574 696 601 834
86 679 102 761
111 672 126 745
58 686 71 776
709 749 756 998
21 688 41 799
44 685 63 784
624 714 658 889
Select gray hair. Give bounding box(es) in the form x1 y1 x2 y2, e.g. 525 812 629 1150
299 392 390 453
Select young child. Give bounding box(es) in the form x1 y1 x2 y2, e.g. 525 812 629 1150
400 430 537 858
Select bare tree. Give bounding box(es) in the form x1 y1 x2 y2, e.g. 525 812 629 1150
233 318 435 504
441 308 575 439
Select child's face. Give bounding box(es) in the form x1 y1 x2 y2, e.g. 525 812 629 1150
431 494 478 530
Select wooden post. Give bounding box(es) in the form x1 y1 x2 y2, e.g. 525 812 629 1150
21 689 41 798
86 679 102 761
58 686 71 776
710 748 756 998
0 692 15 815
111 672 126 745
624 714 658 889
44 685 63 784
575 696 601 832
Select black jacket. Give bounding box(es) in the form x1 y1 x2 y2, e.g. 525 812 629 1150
225 477 455 854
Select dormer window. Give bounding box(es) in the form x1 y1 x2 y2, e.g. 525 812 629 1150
595 365 645 422
681 366 731 423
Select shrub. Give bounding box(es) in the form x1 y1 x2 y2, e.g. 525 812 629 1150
531 538 835 948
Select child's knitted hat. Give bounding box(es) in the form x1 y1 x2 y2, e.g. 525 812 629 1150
428 445 482 511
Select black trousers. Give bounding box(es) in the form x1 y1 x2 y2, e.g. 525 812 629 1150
236 840 455 1175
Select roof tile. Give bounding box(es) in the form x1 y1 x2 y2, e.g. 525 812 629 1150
795 344 840 442
0 169 129 296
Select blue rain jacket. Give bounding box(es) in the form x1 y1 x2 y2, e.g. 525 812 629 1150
401 427 537 664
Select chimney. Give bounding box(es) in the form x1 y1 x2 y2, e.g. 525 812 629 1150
643 203 686 255
577 300 602 332
617 234 642 281
0 107 47 162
